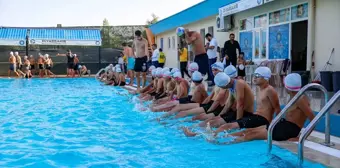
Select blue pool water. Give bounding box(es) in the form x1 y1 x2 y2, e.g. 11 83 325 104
0 78 325 168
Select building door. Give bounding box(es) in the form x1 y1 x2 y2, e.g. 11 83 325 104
160 38 164 49
291 20 308 71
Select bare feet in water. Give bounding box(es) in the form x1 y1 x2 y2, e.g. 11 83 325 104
182 127 197 137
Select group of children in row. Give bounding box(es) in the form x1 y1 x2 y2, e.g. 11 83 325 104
97 61 315 144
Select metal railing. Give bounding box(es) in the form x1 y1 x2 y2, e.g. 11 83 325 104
267 83 329 154
298 90 340 166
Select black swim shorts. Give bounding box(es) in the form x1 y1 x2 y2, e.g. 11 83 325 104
220 110 254 123
179 95 194 104
67 62 74 69
200 100 213 112
134 56 147 72
194 53 209 76
149 92 157 97
236 114 269 129
155 92 166 100
39 64 44 70
30 65 35 70
206 105 224 116
119 81 126 86
271 118 301 141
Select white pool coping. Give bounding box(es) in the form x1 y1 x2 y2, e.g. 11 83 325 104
121 83 340 159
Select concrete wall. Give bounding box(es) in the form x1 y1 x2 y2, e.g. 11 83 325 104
314 0 340 71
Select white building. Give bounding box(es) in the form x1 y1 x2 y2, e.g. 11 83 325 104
149 0 340 77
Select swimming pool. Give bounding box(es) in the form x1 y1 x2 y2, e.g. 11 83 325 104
0 78 325 168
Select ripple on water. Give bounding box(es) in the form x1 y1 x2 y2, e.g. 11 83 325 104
0 78 326 168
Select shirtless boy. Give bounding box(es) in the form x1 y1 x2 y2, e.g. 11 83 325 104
15 52 25 76
115 68 126 86
152 71 206 112
133 30 149 92
122 42 135 86
29 55 36 75
8 51 20 77
214 67 281 134
175 62 226 118
38 54 45 77
184 28 209 77
226 73 315 143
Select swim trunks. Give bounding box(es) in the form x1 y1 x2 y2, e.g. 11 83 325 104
206 105 224 116
149 92 157 97
46 65 51 70
155 92 167 100
67 62 74 69
194 53 209 76
39 64 44 70
119 81 126 86
221 110 254 123
236 114 269 129
73 63 80 70
9 64 16 71
179 95 194 104
200 100 213 112
271 118 301 141
30 65 35 70
134 56 147 72
127 57 135 70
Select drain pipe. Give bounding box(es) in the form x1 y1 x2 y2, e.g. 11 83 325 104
307 0 316 79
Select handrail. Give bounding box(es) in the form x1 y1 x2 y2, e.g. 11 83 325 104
95 68 105 79
298 90 340 166
267 83 328 154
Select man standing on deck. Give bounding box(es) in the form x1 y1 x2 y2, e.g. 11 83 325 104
133 30 149 92
57 49 75 77
8 51 20 77
223 33 241 66
184 29 209 78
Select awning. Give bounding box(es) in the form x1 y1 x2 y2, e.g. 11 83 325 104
29 29 102 46
0 28 27 46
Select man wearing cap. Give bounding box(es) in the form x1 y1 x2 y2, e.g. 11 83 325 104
224 73 315 143
175 62 227 119
8 51 20 77
214 67 281 134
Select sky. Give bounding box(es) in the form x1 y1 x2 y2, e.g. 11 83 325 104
0 0 203 27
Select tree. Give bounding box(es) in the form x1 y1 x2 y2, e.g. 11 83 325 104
101 18 112 48
143 13 159 39
145 13 159 27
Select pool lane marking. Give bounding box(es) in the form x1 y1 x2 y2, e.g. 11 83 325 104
293 140 340 158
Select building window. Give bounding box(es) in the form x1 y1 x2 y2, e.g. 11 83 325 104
208 26 214 37
200 28 205 44
160 38 164 49
168 37 171 49
172 36 175 49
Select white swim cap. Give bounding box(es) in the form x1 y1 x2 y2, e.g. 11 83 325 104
188 62 199 72
151 69 157 77
162 67 170 73
116 68 122 73
214 72 230 87
171 68 180 75
192 71 203 82
173 71 181 78
284 73 302 91
44 54 49 58
224 65 237 78
111 67 116 72
109 64 113 67
254 67 271 80
24 56 28 59
9 51 13 55
149 65 156 72
74 54 77 57
78 65 82 69
163 71 171 78
239 64 245 70
156 68 163 77
211 62 224 72
14 51 19 55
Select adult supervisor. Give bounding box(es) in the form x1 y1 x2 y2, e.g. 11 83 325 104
57 49 75 77
133 30 149 92
184 29 209 77
223 33 241 66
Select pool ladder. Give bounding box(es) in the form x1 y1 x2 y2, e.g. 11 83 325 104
95 68 105 78
267 83 340 167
